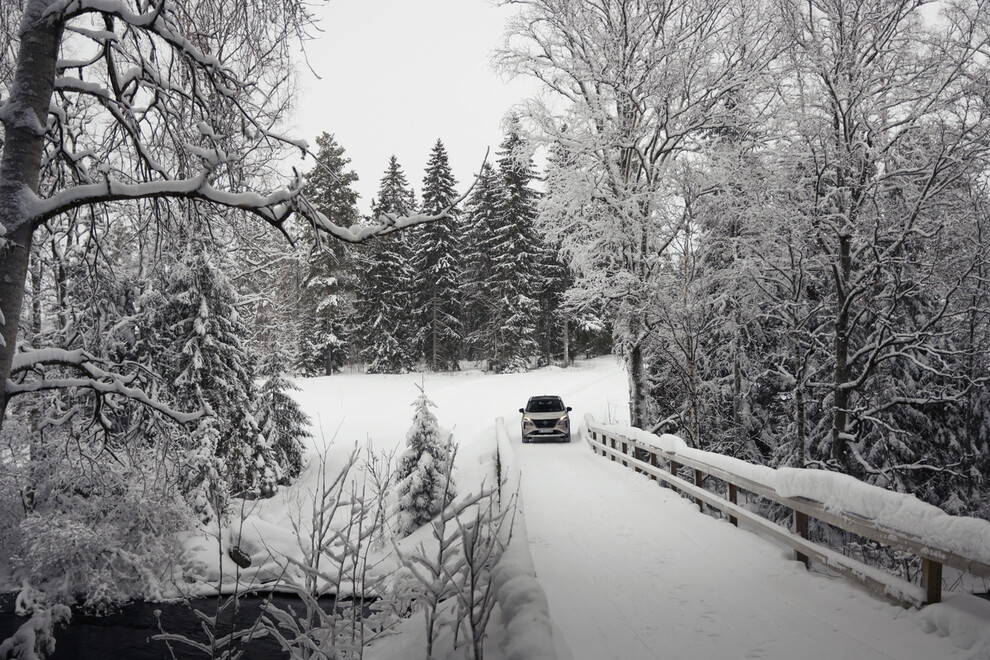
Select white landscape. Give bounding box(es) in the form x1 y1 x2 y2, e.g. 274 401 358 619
5 0 990 659
169 358 988 660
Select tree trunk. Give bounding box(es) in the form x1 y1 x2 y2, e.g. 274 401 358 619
562 318 570 368
831 233 853 467
795 344 806 469
29 252 42 346
0 2 63 424
626 327 647 428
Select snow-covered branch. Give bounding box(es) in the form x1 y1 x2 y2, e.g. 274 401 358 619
7 347 207 424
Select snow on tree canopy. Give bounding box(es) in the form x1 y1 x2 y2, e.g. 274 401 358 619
395 388 455 537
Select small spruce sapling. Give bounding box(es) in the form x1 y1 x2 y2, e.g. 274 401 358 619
395 387 455 537
256 347 311 484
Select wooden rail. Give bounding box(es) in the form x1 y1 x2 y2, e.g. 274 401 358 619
585 417 990 607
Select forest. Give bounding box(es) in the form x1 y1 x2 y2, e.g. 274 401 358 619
2 0 990 655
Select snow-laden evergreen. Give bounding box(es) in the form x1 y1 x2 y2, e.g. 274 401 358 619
163 239 279 508
395 388 455 537
257 344 311 484
488 120 542 372
298 133 361 376
461 163 502 363
354 156 418 373
410 139 463 371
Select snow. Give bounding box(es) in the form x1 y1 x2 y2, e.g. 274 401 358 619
775 468 990 566
591 420 990 571
492 417 558 660
164 356 989 658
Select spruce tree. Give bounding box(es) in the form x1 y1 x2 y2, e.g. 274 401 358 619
395 387 455 536
537 139 578 365
257 340 311 484
461 164 502 362
298 133 361 375
354 156 417 373
164 239 280 505
490 119 542 371
411 139 463 370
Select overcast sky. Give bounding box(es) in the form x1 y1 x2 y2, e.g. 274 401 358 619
288 0 540 216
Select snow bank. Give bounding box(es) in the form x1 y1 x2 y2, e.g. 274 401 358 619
776 468 990 566
916 594 990 655
491 417 557 660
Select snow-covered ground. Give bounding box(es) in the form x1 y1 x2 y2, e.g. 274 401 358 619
186 356 990 659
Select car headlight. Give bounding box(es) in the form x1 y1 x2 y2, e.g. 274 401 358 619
522 416 535 427
556 414 569 427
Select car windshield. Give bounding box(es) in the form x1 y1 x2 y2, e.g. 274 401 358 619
526 398 564 413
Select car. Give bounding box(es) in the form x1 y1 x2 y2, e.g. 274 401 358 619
519 395 572 443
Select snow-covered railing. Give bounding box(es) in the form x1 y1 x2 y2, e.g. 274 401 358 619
491 417 558 660
584 414 990 607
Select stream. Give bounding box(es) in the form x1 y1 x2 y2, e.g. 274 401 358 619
0 592 340 659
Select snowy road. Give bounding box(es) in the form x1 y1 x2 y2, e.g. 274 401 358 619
509 367 982 660
279 356 986 660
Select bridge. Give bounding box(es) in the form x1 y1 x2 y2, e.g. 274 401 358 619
488 383 990 660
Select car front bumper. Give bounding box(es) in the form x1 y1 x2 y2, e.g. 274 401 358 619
522 428 569 441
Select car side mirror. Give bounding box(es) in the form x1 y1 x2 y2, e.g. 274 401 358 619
566 407 572 412
519 408 525 414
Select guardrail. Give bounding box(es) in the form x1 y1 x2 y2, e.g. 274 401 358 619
584 415 990 607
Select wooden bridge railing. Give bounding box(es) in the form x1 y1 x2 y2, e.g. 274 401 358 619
584 415 990 607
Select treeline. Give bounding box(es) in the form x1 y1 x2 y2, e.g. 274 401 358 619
295 122 609 376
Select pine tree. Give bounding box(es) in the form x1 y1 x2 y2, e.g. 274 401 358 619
490 119 541 371
164 239 280 506
257 342 311 484
411 139 463 370
354 156 417 373
298 133 361 375
461 163 501 362
395 387 455 537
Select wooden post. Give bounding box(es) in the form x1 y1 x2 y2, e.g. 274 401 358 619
694 469 704 511
794 510 809 568
669 460 679 494
728 483 738 527
650 452 659 481
610 437 616 462
621 441 628 467
922 557 943 604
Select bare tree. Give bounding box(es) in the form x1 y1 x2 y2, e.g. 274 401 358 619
0 0 464 428
500 0 778 427
779 0 990 469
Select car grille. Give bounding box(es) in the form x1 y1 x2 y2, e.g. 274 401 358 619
534 419 558 429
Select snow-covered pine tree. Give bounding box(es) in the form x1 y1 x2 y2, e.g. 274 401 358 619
489 119 541 371
298 133 361 375
354 156 418 373
461 163 502 363
395 387 455 537
411 139 463 371
257 335 311 484
164 238 280 507
533 139 575 366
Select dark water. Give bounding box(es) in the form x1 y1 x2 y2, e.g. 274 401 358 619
0 592 339 659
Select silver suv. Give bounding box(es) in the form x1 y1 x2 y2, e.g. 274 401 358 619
519 396 572 443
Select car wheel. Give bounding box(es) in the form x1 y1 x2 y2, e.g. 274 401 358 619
563 434 571 443
522 436 530 444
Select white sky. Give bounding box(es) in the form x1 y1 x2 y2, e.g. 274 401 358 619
288 0 541 216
